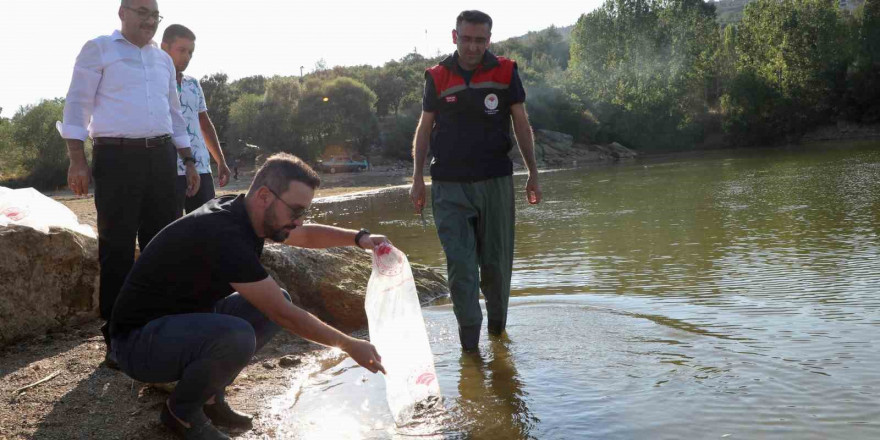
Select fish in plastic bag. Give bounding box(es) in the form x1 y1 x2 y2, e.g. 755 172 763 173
365 243 441 425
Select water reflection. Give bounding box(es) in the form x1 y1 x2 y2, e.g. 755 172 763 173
455 335 538 440
285 142 880 439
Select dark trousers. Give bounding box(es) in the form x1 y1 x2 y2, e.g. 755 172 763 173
93 141 179 320
431 175 515 329
112 290 290 424
176 173 216 215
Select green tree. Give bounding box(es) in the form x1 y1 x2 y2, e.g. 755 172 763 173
231 75 267 96
297 77 378 157
362 69 408 116
380 112 419 160
227 93 264 154
200 73 236 142
0 117 18 179
259 76 305 155
10 99 69 189
725 0 849 140
568 0 720 149
844 0 880 122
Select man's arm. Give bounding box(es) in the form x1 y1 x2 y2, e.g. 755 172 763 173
59 40 103 196
198 111 230 187
510 103 542 204
177 147 200 197
65 140 90 196
167 58 191 152
166 59 199 196
410 111 435 213
283 224 389 250
231 277 385 374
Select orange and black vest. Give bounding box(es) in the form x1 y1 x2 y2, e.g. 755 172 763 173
426 51 519 182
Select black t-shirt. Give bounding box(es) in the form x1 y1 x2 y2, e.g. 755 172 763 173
110 194 268 335
422 65 526 112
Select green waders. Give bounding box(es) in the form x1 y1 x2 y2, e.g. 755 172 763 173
431 175 515 349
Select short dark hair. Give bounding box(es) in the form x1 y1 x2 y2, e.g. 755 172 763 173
249 153 321 197
162 24 196 45
456 10 492 32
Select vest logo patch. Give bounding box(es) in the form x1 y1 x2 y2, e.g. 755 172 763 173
445 95 457 103
484 93 499 114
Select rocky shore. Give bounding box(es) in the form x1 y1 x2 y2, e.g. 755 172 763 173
0 173 452 440
0 222 448 440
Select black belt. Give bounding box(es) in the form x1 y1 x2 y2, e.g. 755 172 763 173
93 135 172 148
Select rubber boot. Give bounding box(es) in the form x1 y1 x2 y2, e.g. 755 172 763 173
459 324 480 352
488 319 505 336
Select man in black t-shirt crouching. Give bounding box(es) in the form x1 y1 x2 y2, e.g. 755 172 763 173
110 153 387 440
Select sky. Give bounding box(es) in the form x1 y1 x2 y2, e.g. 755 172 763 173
0 0 605 117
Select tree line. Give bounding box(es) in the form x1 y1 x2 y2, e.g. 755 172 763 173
2 0 878 189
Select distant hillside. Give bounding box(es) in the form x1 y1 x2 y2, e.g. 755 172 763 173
711 0 866 25
500 25 574 45
506 24 574 43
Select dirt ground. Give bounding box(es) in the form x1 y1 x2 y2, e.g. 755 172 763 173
0 166 412 440
0 320 336 440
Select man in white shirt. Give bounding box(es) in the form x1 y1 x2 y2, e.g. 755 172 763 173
57 0 201 360
161 24 231 215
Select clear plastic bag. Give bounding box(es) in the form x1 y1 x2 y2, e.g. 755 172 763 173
0 187 96 238
365 243 441 425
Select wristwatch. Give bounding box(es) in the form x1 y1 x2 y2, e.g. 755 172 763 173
354 228 370 248
183 157 196 166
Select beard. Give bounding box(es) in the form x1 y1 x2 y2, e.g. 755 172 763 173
263 207 295 243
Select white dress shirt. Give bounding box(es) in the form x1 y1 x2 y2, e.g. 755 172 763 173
58 30 190 150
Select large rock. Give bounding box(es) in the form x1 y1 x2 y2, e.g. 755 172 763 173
511 129 603 167
0 225 448 345
261 245 448 331
590 142 637 159
0 225 99 346
536 129 574 152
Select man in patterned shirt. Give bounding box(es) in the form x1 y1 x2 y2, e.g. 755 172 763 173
162 24 231 215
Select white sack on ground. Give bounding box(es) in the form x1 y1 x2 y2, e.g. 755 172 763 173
0 187 95 238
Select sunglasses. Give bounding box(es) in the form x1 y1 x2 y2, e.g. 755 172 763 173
267 187 309 221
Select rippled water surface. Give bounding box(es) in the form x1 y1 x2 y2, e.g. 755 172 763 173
274 142 880 439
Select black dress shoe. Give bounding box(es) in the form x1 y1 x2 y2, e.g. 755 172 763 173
204 400 253 429
160 403 230 440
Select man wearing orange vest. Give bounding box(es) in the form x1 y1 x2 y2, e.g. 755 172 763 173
410 10 542 352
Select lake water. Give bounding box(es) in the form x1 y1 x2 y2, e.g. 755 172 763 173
269 142 880 439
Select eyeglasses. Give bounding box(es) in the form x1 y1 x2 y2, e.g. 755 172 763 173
267 188 309 221
124 6 163 23
455 32 489 46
